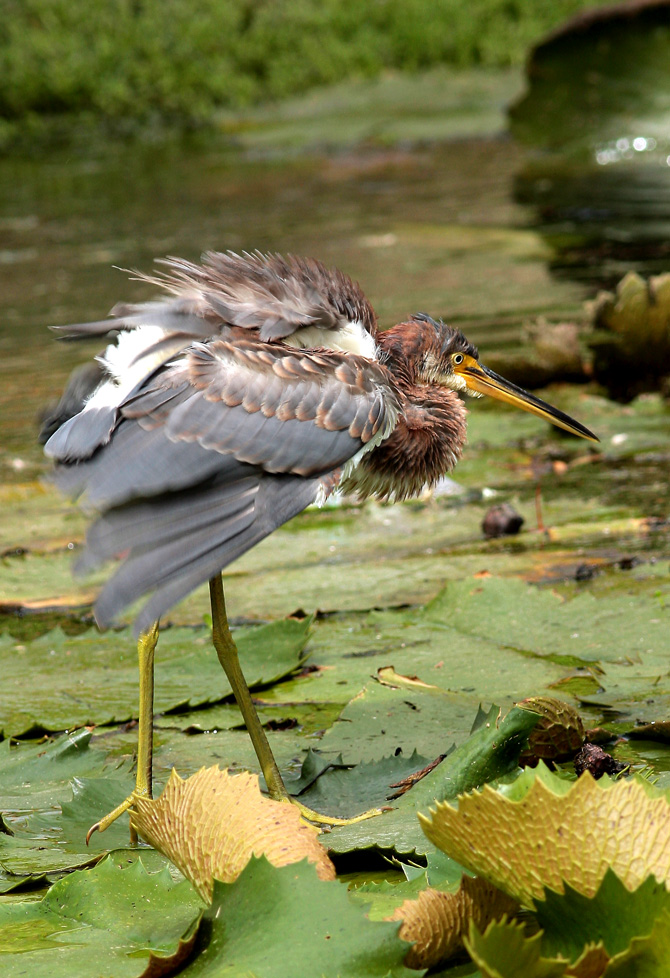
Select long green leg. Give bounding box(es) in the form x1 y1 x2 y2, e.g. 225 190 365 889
209 574 384 826
86 622 158 844
209 574 286 799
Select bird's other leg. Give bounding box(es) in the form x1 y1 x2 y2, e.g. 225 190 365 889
209 574 287 800
209 573 385 826
86 622 158 844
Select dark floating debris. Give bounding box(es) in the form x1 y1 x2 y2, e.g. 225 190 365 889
618 555 642 570
263 717 299 731
575 563 597 582
482 503 525 539
574 742 628 779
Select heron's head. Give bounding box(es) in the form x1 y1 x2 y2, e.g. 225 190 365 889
413 313 599 443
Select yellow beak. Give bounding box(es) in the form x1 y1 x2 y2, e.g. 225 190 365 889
455 356 599 443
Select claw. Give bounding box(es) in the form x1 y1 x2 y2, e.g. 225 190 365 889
85 794 136 845
85 821 101 846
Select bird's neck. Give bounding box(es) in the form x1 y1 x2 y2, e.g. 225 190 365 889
340 324 468 501
377 321 429 386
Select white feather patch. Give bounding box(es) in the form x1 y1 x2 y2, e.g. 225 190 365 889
283 320 377 360
84 325 180 412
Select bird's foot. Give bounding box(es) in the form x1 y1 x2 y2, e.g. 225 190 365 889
85 786 150 846
290 798 390 827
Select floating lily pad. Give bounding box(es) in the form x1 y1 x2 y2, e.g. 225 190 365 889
0 855 203 977
465 918 568 978
0 728 131 813
0 617 311 737
422 764 670 907
296 749 441 819
537 869 670 964
466 872 670 978
0 776 137 876
424 576 667 666
326 704 540 857
178 857 413 978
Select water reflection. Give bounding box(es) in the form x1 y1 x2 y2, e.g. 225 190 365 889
509 0 670 282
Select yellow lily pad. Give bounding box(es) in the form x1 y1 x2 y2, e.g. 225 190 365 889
420 766 670 906
131 766 335 901
390 875 517 969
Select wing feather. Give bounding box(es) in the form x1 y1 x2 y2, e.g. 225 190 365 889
117 337 400 478
79 475 259 571
52 252 378 346
90 472 320 632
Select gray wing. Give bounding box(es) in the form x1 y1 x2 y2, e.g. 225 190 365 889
38 361 105 444
54 338 399 632
52 251 378 343
91 469 320 635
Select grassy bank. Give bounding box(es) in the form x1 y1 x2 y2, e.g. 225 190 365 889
1 0 609 145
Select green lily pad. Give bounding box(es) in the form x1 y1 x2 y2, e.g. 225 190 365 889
316 680 471 766
0 616 311 737
179 857 412 978
145 723 309 786
466 874 670 978
0 872 49 895
296 748 443 818
352 848 471 921
465 918 568 978
0 855 203 976
537 869 670 963
0 728 131 812
605 911 670 977
424 576 667 666
0 777 137 876
326 704 540 857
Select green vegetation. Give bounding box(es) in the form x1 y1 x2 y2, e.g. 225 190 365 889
1 0 609 142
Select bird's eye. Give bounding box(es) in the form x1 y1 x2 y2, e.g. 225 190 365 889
453 354 464 365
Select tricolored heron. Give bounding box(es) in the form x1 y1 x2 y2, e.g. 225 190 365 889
44 251 597 836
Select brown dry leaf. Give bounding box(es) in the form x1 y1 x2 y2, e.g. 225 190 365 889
131 766 335 901
565 944 610 978
420 772 670 906
390 876 518 969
